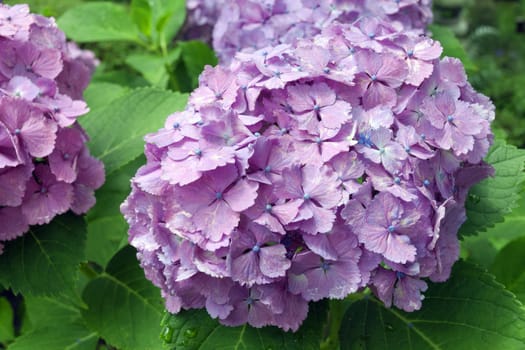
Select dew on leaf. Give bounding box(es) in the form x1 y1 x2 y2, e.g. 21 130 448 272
184 328 198 338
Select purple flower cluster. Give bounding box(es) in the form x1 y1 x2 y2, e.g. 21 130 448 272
0 4 104 254
122 18 494 331
184 0 433 63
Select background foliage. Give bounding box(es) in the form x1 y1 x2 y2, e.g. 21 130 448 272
0 0 525 349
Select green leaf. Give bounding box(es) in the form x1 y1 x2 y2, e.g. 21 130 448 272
81 246 164 350
339 261 525 350
80 87 188 175
82 82 130 115
461 185 525 267
3 0 83 18
58 2 140 43
85 156 144 267
125 50 181 88
130 0 153 37
0 297 14 344
490 236 525 303
178 41 218 90
152 0 186 48
429 24 477 74
459 235 499 268
91 65 150 88
0 214 86 296
459 140 525 236
126 53 168 87
9 297 97 350
482 212 525 249
162 301 328 350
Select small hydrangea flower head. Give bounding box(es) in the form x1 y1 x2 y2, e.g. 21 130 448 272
0 4 104 252
182 0 433 64
122 18 494 330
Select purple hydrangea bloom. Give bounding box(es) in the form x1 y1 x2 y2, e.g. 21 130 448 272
182 0 433 64
122 18 494 330
0 4 104 252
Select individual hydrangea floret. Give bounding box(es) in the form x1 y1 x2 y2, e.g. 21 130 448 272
122 18 494 331
0 4 104 254
182 0 433 63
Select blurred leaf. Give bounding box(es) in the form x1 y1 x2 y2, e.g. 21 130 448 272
0 297 14 344
81 246 164 350
9 297 97 350
130 0 153 38
91 67 149 89
80 87 188 175
177 41 218 90
58 2 140 43
490 236 525 303
153 0 186 48
5 0 83 17
483 188 525 248
459 140 525 236
429 24 477 74
125 49 180 88
339 261 525 350
162 301 328 350
461 185 525 268
461 214 525 265
460 235 499 268
0 214 86 297
126 53 169 87
85 156 144 267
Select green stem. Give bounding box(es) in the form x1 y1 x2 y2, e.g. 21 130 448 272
80 261 101 280
320 292 369 350
320 300 346 350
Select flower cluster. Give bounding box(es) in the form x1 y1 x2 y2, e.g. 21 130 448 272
0 4 104 254
184 0 433 63
122 17 494 331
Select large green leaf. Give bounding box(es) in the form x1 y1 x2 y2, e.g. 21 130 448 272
162 301 328 350
339 261 525 350
82 82 130 115
81 246 164 350
80 87 187 175
490 237 525 303
429 24 477 74
459 140 525 236
8 297 97 350
58 2 141 43
85 156 144 267
0 214 86 296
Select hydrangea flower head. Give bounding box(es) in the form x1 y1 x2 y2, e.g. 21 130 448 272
183 0 433 63
122 18 494 331
0 4 104 253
